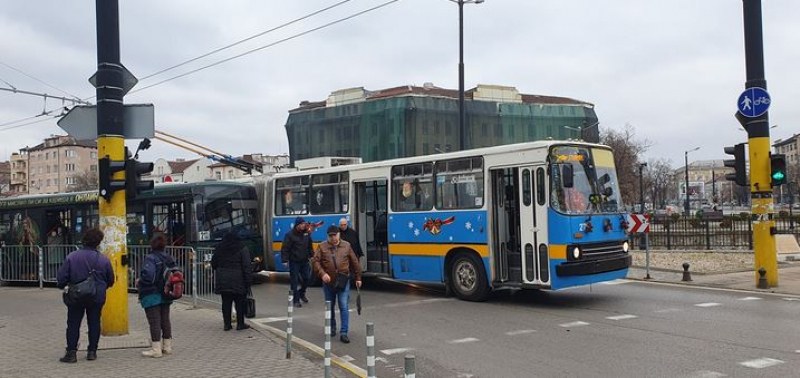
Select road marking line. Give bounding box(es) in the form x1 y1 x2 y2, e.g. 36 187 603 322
384 298 454 308
606 314 638 321
654 308 681 313
600 279 630 285
341 355 355 362
255 317 288 323
559 321 589 328
448 337 480 344
687 370 727 377
738 296 762 301
782 297 800 301
380 348 414 355
738 357 784 369
694 302 722 308
795 350 800 353
505 329 536 336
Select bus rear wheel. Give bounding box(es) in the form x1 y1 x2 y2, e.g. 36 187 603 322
450 254 489 302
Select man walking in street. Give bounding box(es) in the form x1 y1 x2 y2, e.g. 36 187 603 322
312 226 362 343
281 217 312 307
338 218 363 259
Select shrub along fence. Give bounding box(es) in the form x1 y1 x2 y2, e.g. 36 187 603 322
633 213 799 250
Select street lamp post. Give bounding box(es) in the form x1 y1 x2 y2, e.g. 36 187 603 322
638 162 648 250
450 0 484 151
684 147 700 217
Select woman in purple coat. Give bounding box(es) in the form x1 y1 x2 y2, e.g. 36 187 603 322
56 228 115 363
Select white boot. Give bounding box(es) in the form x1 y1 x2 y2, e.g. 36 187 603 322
162 338 172 355
142 341 162 358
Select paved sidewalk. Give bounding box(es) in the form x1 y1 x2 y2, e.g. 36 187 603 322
0 287 352 378
628 261 800 297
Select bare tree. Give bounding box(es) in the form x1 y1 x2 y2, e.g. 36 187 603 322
644 158 675 210
68 170 98 192
600 123 652 208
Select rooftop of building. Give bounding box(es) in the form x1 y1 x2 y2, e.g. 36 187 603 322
290 83 593 112
167 159 201 174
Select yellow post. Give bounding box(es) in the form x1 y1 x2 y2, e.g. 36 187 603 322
98 135 128 335
749 136 778 287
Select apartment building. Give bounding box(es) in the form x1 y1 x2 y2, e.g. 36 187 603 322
9 135 97 195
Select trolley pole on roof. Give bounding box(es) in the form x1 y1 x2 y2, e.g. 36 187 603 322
96 0 129 335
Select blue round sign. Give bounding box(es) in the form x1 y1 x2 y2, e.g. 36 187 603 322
737 87 770 118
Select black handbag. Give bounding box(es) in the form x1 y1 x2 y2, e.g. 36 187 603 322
245 288 256 318
330 249 350 292
63 253 99 306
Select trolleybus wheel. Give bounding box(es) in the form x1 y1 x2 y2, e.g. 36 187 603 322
450 254 489 302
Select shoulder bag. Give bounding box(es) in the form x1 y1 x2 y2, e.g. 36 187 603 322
63 252 99 306
329 247 350 292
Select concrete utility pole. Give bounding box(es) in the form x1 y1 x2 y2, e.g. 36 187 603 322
740 0 778 287
96 0 129 334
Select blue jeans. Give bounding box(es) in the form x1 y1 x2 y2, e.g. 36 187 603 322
289 260 311 302
323 280 351 335
66 303 103 351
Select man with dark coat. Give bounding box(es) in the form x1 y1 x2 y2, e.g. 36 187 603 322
281 217 312 307
338 218 363 259
56 228 115 363
211 231 253 331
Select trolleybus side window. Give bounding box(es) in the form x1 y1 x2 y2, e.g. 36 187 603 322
435 157 484 210
392 163 433 212
275 176 309 215
310 172 349 214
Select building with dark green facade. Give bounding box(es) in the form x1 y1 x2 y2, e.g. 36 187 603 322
285 83 599 164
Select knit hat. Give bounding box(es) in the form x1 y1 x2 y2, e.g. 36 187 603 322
294 217 306 226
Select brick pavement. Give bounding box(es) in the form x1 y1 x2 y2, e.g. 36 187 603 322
0 286 353 378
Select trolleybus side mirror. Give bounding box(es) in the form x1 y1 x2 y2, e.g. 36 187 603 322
562 164 574 188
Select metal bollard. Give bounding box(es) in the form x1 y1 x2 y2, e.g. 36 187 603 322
37 246 43 289
192 255 198 309
286 290 293 359
681 262 692 282
324 300 332 378
366 322 376 378
757 267 768 289
404 355 416 378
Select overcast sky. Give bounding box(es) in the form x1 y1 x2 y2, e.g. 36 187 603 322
1 0 798 168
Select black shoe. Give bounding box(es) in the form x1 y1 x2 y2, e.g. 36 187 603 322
224 324 233 331
294 302 302 308
330 330 336 337
86 350 97 361
301 295 309 303
59 350 77 363
339 335 350 344
236 324 250 330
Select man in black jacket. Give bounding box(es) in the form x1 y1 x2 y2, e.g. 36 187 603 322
338 218 363 259
281 217 312 307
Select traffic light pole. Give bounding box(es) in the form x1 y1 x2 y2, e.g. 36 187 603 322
741 0 778 287
96 0 128 335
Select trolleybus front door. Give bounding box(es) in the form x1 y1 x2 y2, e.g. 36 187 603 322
519 165 549 285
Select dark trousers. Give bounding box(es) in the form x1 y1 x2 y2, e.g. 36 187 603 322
144 304 172 342
289 260 311 303
66 303 103 351
221 293 247 327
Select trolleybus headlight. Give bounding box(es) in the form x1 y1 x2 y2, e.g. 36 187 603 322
622 241 630 252
572 246 581 260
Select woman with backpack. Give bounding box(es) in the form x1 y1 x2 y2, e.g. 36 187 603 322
137 233 176 358
211 230 253 331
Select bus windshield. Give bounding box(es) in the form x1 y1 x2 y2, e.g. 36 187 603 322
550 146 623 214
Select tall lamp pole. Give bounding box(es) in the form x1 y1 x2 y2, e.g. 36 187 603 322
639 163 648 213
684 146 700 216
450 0 483 151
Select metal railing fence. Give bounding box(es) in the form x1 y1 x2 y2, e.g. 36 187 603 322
634 215 799 250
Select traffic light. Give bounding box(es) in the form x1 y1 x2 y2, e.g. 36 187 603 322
98 156 125 201
770 153 787 186
723 143 747 186
125 158 154 199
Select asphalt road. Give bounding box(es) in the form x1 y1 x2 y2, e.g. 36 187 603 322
249 274 800 378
